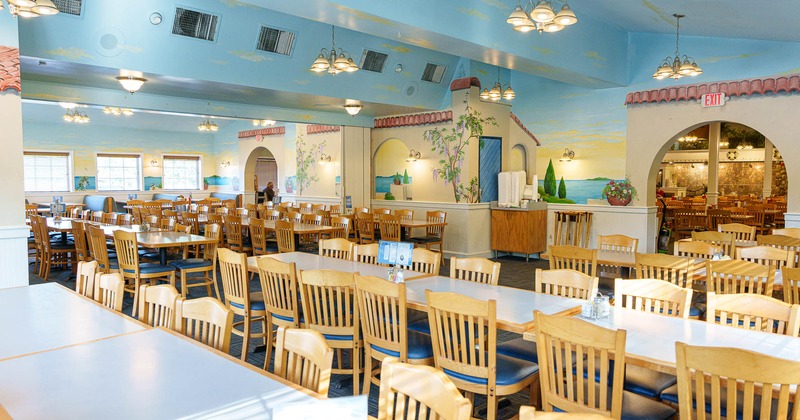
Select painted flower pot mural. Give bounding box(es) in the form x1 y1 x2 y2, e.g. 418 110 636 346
602 178 638 206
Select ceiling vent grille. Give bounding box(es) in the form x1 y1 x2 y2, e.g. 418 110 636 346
51 0 82 15
256 26 296 56
172 7 219 42
359 50 388 73
421 63 446 84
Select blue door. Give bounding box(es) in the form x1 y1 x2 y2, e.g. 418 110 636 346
479 137 502 203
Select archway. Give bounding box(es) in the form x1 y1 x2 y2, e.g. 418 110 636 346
373 138 412 200
509 144 528 173
244 146 277 198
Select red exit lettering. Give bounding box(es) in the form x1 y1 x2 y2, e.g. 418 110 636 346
701 93 726 107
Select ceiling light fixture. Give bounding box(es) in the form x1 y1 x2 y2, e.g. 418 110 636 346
252 119 276 127
344 103 363 116
406 149 421 162
62 109 90 124
652 14 703 80
116 75 147 94
2 0 60 18
103 107 134 117
507 0 577 34
559 148 575 162
480 68 515 101
198 119 218 132
677 132 698 143
310 26 359 75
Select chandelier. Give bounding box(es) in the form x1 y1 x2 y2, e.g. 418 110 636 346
310 26 359 75
63 109 90 124
652 14 703 80
677 132 698 143
198 120 218 132
0 0 59 18
252 119 276 127
480 68 515 101
103 107 134 117
506 0 577 34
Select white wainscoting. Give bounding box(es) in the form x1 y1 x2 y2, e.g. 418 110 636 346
0 226 32 288
546 204 658 253
785 212 800 228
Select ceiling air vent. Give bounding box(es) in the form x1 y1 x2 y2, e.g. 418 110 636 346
359 50 388 73
172 7 219 42
421 63 446 84
51 0 82 16
256 26 296 56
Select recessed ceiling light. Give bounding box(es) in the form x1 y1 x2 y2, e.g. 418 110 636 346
149 12 162 25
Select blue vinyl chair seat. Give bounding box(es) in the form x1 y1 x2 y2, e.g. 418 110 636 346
370 330 434 360
443 353 538 386
51 242 75 250
624 365 677 399
230 296 266 311
408 235 440 244
553 384 676 420
323 333 354 341
168 258 212 270
496 337 538 363
98 260 119 271
123 263 175 275
408 319 481 337
271 312 304 324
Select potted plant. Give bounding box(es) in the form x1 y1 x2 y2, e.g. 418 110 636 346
393 172 402 185
602 177 638 206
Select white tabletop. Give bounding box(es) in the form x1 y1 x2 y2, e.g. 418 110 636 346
247 252 429 280
524 307 800 374
404 276 583 333
0 328 317 419
0 283 145 360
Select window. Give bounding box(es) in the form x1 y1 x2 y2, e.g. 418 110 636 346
162 155 201 190
24 151 71 192
96 153 141 191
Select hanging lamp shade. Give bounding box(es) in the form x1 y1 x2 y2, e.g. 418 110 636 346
555 4 577 25
506 5 529 26
31 0 59 15
530 1 555 23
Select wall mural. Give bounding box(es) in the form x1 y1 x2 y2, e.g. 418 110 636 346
74 176 95 191
295 133 325 196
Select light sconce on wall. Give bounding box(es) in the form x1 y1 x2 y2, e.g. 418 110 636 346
220 160 231 168
318 153 331 163
406 149 422 162
149 159 159 167
559 148 575 162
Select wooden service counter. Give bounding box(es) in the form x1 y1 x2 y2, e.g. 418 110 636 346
490 202 547 261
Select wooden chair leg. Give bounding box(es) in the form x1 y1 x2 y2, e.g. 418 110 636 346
362 349 373 395
352 343 360 396
262 318 274 371
241 316 251 361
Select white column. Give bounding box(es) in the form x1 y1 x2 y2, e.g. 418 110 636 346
706 122 720 205
763 139 774 198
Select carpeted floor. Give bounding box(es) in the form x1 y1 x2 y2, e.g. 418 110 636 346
29 252 549 419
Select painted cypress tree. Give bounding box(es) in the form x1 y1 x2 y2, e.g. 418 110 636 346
544 159 557 196
558 176 567 199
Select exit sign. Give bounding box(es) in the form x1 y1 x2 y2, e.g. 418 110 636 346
700 92 726 107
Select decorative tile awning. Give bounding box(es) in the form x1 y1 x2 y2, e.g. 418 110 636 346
307 125 341 135
0 46 21 93
238 126 285 139
625 75 800 105
374 111 454 129
510 112 541 146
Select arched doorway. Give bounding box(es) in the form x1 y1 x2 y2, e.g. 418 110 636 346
373 138 412 200
244 147 277 201
509 144 528 173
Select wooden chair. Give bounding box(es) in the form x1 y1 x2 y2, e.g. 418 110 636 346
330 216 350 240
706 259 775 296
718 222 756 242
705 209 731 231
395 208 414 239
757 234 800 266
596 234 637 279
272 327 334 397
115 213 132 226
71 220 91 263
706 292 800 336
408 211 446 257
101 212 117 225
519 407 612 419
378 213 402 242
672 209 699 240
143 214 159 226
615 278 692 318
691 231 735 257
674 343 800 420
782 266 800 304
169 223 220 299
248 218 271 256
174 296 234 353
299 213 322 248
746 207 771 235
373 208 391 215
449 257 500 285
534 311 675 419
315 209 331 226
275 219 295 253
86 224 116 274
355 212 376 244
32 215 75 281
93 273 125 312
674 240 720 260
75 260 98 298
318 238 353 260
256 256 302 368
217 248 267 360
376 358 471 420
772 227 800 239
548 245 597 277
223 215 252 255
736 245 794 270
114 229 176 317
410 248 441 275
137 284 179 328
355 275 434 395
427 291 538 420
328 204 341 215
298 269 362 395
159 217 175 230
24 203 38 219
285 211 302 223
635 252 694 289
353 243 383 265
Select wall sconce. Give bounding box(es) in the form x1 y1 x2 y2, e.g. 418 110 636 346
319 153 331 163
149 159 159 167
559 148 575 162
220 160 231 168
406 149 421 162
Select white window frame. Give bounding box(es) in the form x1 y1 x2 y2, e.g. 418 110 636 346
23 150 73 192
161 154 202 190
95 152 142 191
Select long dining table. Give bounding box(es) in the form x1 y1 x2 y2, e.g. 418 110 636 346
246 251 430 280
404 275 584 333
522 306 800 375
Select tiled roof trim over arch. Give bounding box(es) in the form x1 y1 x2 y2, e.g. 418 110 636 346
449 77 482 91
510 112 541 146
625 75 800 105
238 126 285 139
0 46 21 93
374 111 454 129
307 125 340 134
